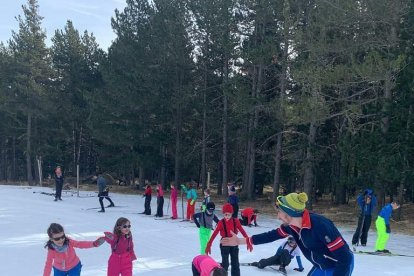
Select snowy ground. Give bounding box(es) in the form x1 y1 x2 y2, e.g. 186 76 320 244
0 185 413 276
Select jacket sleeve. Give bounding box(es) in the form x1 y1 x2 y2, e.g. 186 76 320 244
208 220 222 245
193 212 201 228
213 215 219 224
251 225 289 245
130 238 137 261
43 249 53 276
356 195 364 209
192 189 197 200
236 219 249 238
70 239 95 249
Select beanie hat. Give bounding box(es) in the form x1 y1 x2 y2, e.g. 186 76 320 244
229 185 236 192
276 192 308 217
206 202 215 211
222 203 234 214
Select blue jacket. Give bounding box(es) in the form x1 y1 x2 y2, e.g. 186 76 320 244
251 210 353 276
378 204 393 225
357 189 377 216
97 176 107 193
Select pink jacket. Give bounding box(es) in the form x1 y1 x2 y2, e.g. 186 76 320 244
170 187 178 203
43 238 95 276
192 255 221 276
104 232 137 260
157 184 164 197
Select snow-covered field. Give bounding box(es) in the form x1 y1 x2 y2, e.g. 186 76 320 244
0 185 413 275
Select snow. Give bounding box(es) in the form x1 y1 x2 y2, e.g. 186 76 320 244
0 185 413 276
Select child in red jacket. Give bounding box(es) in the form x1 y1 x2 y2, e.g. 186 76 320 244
104 217 137 276
205 203 252 276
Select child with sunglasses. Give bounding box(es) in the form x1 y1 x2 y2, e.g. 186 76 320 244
43 223 105 276
103 217 137 276
205 203 252 276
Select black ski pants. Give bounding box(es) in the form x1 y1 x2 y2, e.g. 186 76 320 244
258 248 291 268
144 195 151 215
352 215 372 245
220 244 240 276
156 196 164 217
98 191 114 211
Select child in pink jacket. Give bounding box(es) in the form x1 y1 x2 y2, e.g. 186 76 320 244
43 223 104 276
104 217 137 276
192 255 227 276
170 184 178 219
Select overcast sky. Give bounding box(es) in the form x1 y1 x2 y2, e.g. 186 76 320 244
0 0 127 51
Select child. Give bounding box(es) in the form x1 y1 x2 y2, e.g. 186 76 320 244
181 183 197 221
192 255 227 276
227 185 239 218
375 201 400 253
193 202 219 254
170 183 178 219
140 184 152 215
43 223 104 276
54 166 64 201
104 217 137 276
205 203 252 276
155 184 164 217
201 189 211 211
250 236 304 274
239 207 259 227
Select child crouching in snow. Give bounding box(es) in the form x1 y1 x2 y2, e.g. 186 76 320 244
205 203 252 276
192 255 227 276
43 223 104 276
104 217 137 276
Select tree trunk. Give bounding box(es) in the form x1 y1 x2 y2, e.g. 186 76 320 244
221 56 229 196
12 136 16 181
201 66 207 190
139 166 145 189
272 133 283 200
174 105 181 188
160 144 167 188
303 121 317 209
26 114 33 185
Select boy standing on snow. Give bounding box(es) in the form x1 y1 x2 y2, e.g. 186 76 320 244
205 203 252 276
352 189 377 247
227 186 239 219
375 201 400 253
193 202 219 254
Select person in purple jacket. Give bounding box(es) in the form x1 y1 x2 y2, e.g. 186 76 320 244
375 202 400 253
220 192 354 276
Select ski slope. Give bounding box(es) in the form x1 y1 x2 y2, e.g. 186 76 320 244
0 185 413 275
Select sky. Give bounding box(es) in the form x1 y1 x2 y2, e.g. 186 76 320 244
0 0 127 51
0 184 413 275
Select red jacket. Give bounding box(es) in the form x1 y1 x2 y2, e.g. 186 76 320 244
241 207 257 225
144 186 152 196
208 217 248 244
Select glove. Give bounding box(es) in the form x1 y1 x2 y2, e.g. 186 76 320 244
104 231 114 241
190 199 195 205
294 268 304 272
205 241 212 255
246 237 253 252
180 184 186 189
386 224 391 234
93 237 105 247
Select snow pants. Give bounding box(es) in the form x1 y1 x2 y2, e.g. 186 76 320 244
220 244 240 276
53 261 81 276
257 248 291 268
55 180 63 200
144 195 151 215
156 196 164 217
186 199 195 220
171 197 178 219
107 252 133 276
199 226 212 254
352 215 372 245
375 216 389 251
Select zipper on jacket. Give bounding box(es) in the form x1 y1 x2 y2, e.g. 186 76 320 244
299 228 322 270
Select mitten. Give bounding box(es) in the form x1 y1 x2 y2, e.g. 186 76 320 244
386 224 391 234
205 241 212 255
246 237 253 252
294 268 304 272
180 184 186 189
93 237 105 247
190 199 195 205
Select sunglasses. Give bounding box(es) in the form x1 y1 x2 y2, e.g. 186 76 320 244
52 235 66 241
121 224 131 229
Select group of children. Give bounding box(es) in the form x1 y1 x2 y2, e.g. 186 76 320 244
43 217 135 276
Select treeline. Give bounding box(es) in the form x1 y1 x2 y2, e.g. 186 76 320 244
1 0 414 208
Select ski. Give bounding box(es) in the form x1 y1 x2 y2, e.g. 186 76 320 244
82 205 127 210
239 263 287 275
356 251 414 258
154 217 172 220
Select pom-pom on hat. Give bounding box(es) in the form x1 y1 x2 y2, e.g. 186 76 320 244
276 192 308 217
222 203 234 214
